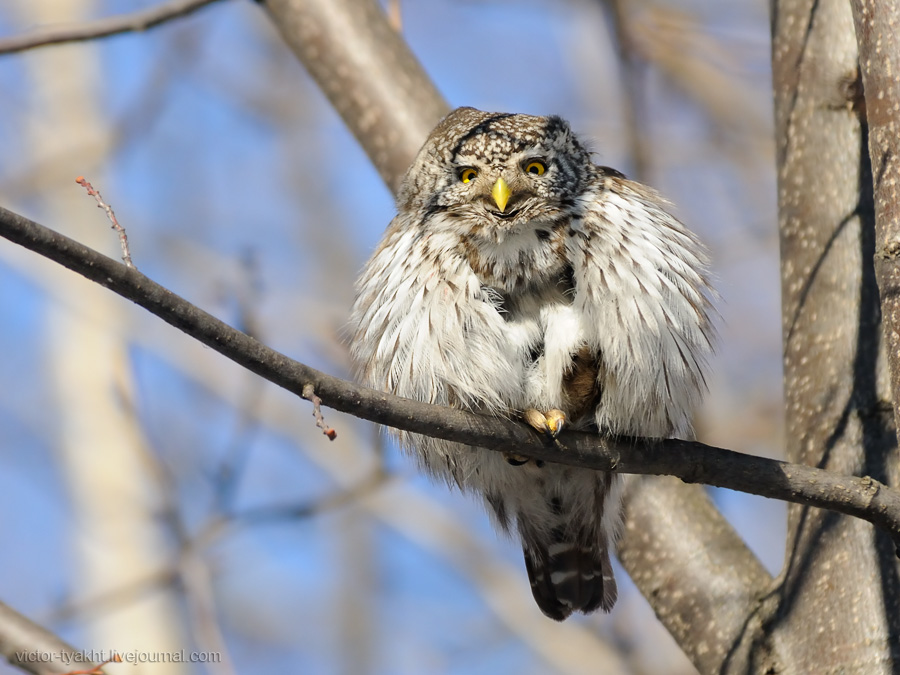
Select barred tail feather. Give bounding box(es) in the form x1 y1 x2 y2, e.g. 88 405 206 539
523 539 617 621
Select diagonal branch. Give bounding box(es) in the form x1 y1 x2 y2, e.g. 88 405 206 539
619 476 771 672
0 0 225 56
2 203 900 552
0 600 96 675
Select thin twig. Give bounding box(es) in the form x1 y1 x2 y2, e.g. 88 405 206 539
238 468 389 527
0 0 224 55
75 177 134 268
302 384 337 440
60 654 121 675
214 248 266 512
195 466 392 551
2 204 900 552
52 469 392 635
49 569 177 624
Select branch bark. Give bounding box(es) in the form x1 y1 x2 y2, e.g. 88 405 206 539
850 0 900 448
2 203 900 551
619 477 771 673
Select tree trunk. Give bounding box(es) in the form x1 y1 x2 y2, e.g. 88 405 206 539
767 0 900 671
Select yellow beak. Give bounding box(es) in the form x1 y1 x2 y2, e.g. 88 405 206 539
491 177 511 212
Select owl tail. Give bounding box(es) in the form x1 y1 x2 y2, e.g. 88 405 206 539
522 538 617 621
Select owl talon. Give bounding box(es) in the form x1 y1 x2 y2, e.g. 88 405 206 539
524 408 567 439
545 409 566 437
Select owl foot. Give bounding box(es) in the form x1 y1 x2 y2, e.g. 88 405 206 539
523 408 567 438
505 409 566 467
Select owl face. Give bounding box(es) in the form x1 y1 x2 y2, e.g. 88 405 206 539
399 108 595 236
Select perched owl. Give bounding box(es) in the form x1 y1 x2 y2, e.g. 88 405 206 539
350 108 714 620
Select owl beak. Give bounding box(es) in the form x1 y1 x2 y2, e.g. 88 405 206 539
491 177 512 212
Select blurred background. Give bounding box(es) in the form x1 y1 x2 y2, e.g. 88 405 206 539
0 0 781 673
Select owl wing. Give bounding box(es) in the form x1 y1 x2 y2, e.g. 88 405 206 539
566 173 715 438
350 213 523 411
515 175 714 620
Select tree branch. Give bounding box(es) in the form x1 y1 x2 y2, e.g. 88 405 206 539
2 202 900 552
0 0 224 55
0 600 96 675
619 477 771 673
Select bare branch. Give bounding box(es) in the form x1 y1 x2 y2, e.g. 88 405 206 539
619 476 771 673
0 0 225 55
75 176 134 268
49 570 177 626
2 203 900 553
0 600 95 675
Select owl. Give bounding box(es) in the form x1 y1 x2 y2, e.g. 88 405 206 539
350 108 714 620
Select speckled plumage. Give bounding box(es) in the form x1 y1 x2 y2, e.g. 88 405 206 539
350 108 715 620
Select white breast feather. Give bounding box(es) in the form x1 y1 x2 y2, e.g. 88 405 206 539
351 213 524 414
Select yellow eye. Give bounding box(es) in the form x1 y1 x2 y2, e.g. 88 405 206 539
525 161 546 176
460 168 478 183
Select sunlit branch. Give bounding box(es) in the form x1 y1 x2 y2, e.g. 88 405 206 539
2 203 900 553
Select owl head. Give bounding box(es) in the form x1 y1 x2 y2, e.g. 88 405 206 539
398 108 594 233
